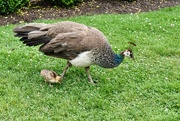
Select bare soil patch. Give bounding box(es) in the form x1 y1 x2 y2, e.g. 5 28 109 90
0 0 179 26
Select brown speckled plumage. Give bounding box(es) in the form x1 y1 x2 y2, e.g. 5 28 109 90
40 69 61 83
13 21 135 84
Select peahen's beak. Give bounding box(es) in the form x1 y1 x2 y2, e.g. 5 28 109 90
130 53 134 60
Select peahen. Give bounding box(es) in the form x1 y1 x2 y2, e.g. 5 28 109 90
13 21 135 84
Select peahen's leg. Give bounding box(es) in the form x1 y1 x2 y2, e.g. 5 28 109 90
85 67 94 84
60 61 72 81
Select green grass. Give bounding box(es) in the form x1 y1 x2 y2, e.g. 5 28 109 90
0 6 180 120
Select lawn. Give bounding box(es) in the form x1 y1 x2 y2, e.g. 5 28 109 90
0 6 179 120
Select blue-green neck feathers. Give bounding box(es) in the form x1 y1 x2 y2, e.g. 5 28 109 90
114 54 124 65
92 44 125 68
94 53 124 68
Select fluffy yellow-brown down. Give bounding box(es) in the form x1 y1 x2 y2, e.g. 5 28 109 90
40 69 61 83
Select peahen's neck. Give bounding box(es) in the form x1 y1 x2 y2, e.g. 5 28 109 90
92 44 125 68
113 53 124 67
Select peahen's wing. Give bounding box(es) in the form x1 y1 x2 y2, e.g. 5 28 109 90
39 27 92 60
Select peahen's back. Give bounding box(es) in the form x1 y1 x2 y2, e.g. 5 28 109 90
13 21 110 60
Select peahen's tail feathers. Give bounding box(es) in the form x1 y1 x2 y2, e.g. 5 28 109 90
13 23 51 46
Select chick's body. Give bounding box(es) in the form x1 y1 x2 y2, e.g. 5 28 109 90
40 69 61 83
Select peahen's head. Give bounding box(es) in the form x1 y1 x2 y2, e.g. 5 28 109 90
121 49 134 60
121 42 136 60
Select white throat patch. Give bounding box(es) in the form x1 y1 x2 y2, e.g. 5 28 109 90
123 50 131 57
